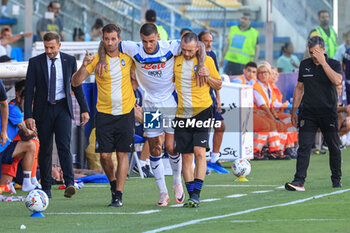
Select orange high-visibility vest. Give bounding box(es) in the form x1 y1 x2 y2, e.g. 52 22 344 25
253 80 274 109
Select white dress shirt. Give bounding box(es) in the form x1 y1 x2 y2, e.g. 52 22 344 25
46 53 66 101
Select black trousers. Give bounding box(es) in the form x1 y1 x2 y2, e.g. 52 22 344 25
224 61 245 76
293 115 342 186
37 100 73 192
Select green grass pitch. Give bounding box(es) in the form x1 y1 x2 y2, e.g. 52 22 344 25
1 149 350 233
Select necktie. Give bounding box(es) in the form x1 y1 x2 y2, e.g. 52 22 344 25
49 58 57 104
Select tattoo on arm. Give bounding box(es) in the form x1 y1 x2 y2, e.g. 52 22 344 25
98 41 107 64
197 41 206 67
17 122 29 134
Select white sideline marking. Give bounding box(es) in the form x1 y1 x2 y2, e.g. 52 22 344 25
83 185 109 188
47 210 160 215
170 204 183 208
143 189 350 233
225 194 247 198
275 185 285 189
251 190 274 194
201 198 221 203
170 198 222 207
230 218 347 223
206 185 278 187
230 220 257 223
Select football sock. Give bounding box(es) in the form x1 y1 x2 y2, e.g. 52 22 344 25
210 153 220 163
169 154 182 185
31 177 41 189
193 179 204 196
22 171 36 191
139 159 146 167
185 181 194 198
110 179 117 193
150 155 168 194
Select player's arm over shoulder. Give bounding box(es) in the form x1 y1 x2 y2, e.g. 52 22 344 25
205 56 221 80
119 41 140 57
169 40 182 56
204 56 222 90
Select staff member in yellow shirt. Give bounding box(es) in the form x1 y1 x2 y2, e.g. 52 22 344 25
72 24 135 207
222 12 259 75
174 32 222 207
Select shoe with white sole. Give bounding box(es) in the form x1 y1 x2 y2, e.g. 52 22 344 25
285 182 305 191
157 192 169 206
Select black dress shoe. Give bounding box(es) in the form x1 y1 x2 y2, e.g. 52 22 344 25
332 180 342 188
64 185 76 198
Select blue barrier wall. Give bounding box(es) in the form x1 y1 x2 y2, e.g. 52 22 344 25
275 72 298 102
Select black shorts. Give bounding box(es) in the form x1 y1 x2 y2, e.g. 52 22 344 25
1 141 18 165
95 109 135 153
174 107 212 154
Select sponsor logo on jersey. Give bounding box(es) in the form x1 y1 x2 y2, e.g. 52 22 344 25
148 70 163 78
141 62 166 70
194 65 198 72
121 59 126 66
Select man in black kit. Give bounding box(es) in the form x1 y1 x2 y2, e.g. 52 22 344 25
285 36 343 191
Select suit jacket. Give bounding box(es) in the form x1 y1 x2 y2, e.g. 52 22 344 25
24 52 89 123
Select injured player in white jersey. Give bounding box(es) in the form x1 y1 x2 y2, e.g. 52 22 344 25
96 23 209 206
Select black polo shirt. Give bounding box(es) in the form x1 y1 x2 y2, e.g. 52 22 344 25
298 55 342 118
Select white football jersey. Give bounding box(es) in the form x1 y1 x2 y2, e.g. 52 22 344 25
119 40 181 103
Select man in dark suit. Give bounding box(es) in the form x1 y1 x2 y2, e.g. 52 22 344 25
24 32 89 198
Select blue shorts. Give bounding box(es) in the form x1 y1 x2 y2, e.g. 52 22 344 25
1 140 18 165
135 124 144 138
212 97 224 121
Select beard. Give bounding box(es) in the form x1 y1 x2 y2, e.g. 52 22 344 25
320 20 329 27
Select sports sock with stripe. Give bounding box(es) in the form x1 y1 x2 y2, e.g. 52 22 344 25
150 155 168 194
185 181 194 198
193 178 204 196
169 154 182 185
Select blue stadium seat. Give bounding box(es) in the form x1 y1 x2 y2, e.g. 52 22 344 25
0 18 17 25
10 48 24 62
258 36 290 43
209 21 265 28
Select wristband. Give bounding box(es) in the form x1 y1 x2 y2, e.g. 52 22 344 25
207 76 212 82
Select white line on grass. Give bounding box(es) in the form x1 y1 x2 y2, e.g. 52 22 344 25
230 220 257 223
201 198 221 203
170 199 222 208
47 210 160 215
230 218 348 223
225 194 247 198
251 190 274 194
143 188 350 233
83 185 109 188
169 204 183 208
206 185 278 187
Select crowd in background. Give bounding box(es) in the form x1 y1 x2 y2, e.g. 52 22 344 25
0 1 349 197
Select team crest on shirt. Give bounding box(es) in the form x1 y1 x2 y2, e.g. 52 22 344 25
160 56 166 62
194 65 197 71
121 59 126 66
